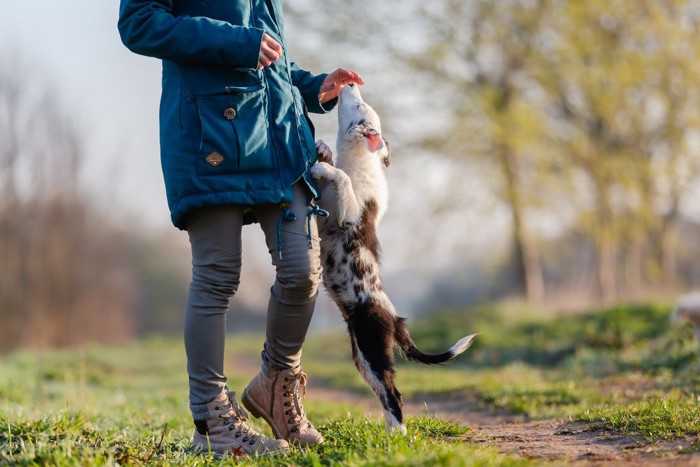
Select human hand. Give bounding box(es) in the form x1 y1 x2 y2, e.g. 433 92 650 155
258 33 282 69
319 68 364 104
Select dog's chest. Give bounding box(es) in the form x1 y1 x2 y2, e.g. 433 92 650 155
338 164 388 217
317 203 383 305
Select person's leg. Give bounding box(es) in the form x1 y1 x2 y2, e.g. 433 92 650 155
241 182 324 445
257 182 322 370
184 204 244 406
184 205 289 456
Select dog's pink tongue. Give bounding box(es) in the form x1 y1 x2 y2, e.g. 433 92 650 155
364 132 384 152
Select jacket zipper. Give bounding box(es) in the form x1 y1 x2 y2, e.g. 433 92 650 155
267 1 316 197
250 0 286 199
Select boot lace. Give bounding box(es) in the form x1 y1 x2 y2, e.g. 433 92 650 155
216 390 263 446
281 371 312 433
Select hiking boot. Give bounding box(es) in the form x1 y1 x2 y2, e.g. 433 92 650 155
242 366 324 446
191 388 289 457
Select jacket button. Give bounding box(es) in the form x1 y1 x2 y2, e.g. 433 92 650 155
224 108 237 120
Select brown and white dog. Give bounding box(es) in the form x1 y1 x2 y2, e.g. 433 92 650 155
310 84 476 433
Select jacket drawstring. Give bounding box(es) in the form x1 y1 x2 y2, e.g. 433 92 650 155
277 203 297 260
306 201 328 248
276 198 328 260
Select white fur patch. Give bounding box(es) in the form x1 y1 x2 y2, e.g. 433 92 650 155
448 334 478 358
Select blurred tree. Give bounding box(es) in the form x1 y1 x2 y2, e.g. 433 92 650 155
0 57 138 350
0 56 24 347
536 0 700 300
287 0 700 306
631 1 700 288
390 0 700 303
411 0 549 304
286 0 546 304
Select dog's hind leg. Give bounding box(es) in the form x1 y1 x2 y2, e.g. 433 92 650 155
347 312 406 433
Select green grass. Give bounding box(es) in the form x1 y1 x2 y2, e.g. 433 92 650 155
409 302 700 447
580 393 700 441
1 301 699 464
0 336 528 466
292 302 700 441
0 410 528 466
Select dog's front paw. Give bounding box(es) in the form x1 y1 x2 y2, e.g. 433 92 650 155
311 161 333 180
315 139 333 165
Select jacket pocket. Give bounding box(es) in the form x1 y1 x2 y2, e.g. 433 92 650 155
192 84 272 176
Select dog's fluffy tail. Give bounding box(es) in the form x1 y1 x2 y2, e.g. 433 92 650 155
394 317 477 365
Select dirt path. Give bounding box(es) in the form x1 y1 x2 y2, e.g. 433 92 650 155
401 397 698 466
229 353 700 465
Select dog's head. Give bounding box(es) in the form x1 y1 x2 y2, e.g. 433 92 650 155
337 84 390 167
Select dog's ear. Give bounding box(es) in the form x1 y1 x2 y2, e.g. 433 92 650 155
362 128 385 153
381 138 391 167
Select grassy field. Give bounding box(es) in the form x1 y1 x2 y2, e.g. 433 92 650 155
1 301 699 465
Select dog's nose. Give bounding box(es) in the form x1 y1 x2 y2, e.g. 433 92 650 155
347 82 356 88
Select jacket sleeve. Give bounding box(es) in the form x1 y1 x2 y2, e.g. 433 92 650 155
290 62 336 114
118 0 264 68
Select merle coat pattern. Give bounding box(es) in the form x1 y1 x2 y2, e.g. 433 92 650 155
310 84 476 433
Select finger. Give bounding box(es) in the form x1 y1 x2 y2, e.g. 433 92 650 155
318 86 338 103
258 54 272 68
261 44 280 62
258 34 281 68
319 81 337 94
268 37 282 54
318 92 330 103
263 33 283 54
342 69 364 85
332 68 364 86
263 51 280 63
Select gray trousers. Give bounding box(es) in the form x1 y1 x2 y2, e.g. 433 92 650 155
184 183 321 406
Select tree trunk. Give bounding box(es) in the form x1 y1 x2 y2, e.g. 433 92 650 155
500 145 545 304
594 180 617 304
623 235 644 298
659 217 679 289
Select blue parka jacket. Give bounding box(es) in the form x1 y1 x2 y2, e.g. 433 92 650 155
118 0 333 229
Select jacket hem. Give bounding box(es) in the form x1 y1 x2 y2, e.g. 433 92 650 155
171 187 292 230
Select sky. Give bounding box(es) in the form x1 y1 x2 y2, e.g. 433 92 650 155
0 1 167 226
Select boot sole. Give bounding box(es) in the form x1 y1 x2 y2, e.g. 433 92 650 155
190 438 289 458
241 388 285 440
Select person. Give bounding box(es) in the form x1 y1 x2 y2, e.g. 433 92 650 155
118 0 363 457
